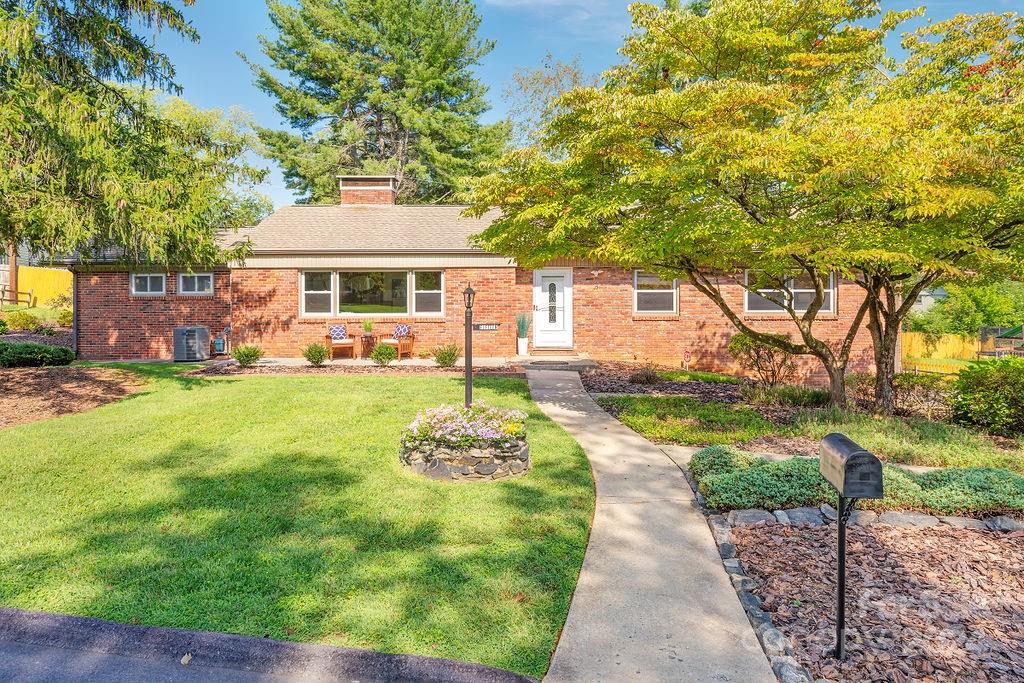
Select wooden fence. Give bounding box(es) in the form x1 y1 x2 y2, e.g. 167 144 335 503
902 332 979 362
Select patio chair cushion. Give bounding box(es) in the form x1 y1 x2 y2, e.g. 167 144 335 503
393 324 411 339
328 325 349 342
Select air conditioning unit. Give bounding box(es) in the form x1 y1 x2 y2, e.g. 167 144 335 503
173 326 211 362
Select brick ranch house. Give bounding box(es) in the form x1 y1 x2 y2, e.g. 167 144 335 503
71 176 876 381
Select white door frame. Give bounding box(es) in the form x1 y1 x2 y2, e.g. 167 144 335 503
532 268 573 349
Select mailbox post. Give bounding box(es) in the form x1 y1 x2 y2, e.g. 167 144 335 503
819 433 884 661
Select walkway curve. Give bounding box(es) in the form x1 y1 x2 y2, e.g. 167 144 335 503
527 369 775 683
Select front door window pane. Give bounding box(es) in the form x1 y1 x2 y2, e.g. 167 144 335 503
548 282 557 323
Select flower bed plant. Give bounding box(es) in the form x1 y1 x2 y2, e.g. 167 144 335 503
400 403 530 481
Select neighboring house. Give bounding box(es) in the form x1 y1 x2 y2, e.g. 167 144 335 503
911 286 948 313
2 243 73 306
70 176 875 381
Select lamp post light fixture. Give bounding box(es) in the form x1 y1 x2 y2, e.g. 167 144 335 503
463 285 475 408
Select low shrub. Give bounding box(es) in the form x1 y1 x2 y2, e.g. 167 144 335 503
232 344 264 367
848 371 952 419
36 325 57 337
302 342 329 367
628 365 661 385
952 358 1024 436
741 384 830 407
401 403 527 451
432 343 461 368
0 319 7 335
0 342 75 368
56 309 74 327
5 310 41 332
370 342 398 366
727 333 795 387
692 445 1024 516
47 293 74 308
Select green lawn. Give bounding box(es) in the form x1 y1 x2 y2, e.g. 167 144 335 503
657 369 744 384
1 304 64 322
597 394 1024 472
0 366 594 678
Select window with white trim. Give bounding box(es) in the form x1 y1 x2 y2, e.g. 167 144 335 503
413 271 443 314
633 271 677 313
131 273 165 296
302 271 333 315
178 273 213 295
339 271 408 314
744 271 835 313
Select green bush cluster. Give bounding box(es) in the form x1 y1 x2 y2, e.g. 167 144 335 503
0 342 75 368
691 445 1024 516
5 310 41 332
232 344 264 367
370 342 398 366
727 332 795 386
740 384 830 407
0 319 8 335
432 343 461 368
952 358 1024 436
302 343 329 367
56 309 74 327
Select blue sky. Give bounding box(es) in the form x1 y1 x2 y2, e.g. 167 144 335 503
156 1 1018 208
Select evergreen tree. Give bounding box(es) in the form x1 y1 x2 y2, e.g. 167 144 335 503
245 0 507 203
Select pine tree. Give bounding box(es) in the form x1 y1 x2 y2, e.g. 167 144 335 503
245 0 507 203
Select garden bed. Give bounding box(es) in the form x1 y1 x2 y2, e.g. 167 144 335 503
0 366 145 429
581 361 745 401
734 523 1024 682
0 329 73 349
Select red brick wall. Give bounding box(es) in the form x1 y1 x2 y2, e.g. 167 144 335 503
75 270 231 361
230 267 531 358
338 189 396 204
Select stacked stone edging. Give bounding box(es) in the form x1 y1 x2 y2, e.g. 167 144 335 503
400 440 530 482
681 465 1024 683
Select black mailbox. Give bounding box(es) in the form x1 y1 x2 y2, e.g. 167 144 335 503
819 433 883 500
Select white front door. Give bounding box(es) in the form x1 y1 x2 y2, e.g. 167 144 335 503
533 269 573 349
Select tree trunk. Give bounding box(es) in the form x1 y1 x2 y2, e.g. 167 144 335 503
873 326 899 414
5 242 16 304
825 362 848 409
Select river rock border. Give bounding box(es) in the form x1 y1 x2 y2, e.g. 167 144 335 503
680 468 1024 683
400 441 531 482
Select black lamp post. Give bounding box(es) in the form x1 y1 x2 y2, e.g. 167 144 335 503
463 285 476 408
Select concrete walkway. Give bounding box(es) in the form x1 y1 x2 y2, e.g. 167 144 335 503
527 370 775 683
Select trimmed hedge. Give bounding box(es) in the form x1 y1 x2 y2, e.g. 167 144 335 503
0 342 75 368
691 445 1024 517
952 357 1024 436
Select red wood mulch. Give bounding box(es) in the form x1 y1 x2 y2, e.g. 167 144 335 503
734 524 1024 682
0 367 146 429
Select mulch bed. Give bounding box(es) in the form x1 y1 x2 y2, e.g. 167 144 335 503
0 367 146 429
734 524 1024 682
0 330 73 348
581 361 745 402
190 362 524 378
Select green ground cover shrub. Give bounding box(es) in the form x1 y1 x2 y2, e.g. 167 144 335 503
596 395 775 445
5 311 41 332
370 342 398 366
952 358 1024 436
432 343 461 368
658 369 744 384
0 319 7 335
740 384 830 407
232 345 264 367
0 342 74 367
302 343 329 367
56 309 74 327
692 446 1024 516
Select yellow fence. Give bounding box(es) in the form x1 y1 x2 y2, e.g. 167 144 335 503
902 331 979 362
16 266 73 307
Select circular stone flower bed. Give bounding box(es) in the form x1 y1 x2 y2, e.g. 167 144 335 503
399 403 530 482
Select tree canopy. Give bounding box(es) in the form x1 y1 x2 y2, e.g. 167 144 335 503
245 0 508 204
469 0 1024 407
0 1 268 267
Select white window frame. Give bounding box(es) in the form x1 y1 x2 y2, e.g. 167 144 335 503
177 272 214 296
743 271 835 314
131 273 166 297
300 271 335 317
633 270 678 314
411 270 444 316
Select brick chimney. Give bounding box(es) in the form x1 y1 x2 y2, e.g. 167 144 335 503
337 175 398 205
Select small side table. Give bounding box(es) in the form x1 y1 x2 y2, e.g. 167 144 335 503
359 334 377 358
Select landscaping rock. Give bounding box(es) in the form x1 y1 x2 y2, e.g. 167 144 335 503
774 510 791 524
848 510 877 526
987 515 1024 532
756 623 792 658
722 558 742 572
730 573 756 591
737 590 762 613
718 542 736 559
423 459 452 480
939 516 988 530
400 439 530 482
728 509 776 526
708 515 732 545
771 656 813 683
878 511 939 528
820 503 837 521
474 462 499 476
782 507 825 526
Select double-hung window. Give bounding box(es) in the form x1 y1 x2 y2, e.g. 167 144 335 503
745 272 835 313
412 271 443 314
178 273 214 295
634 271 677 314
131 273 166 296
302 271 333 315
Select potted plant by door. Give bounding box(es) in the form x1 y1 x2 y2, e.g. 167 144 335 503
516 313 530 356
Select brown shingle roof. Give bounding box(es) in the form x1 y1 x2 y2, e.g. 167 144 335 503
241 204 498 253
